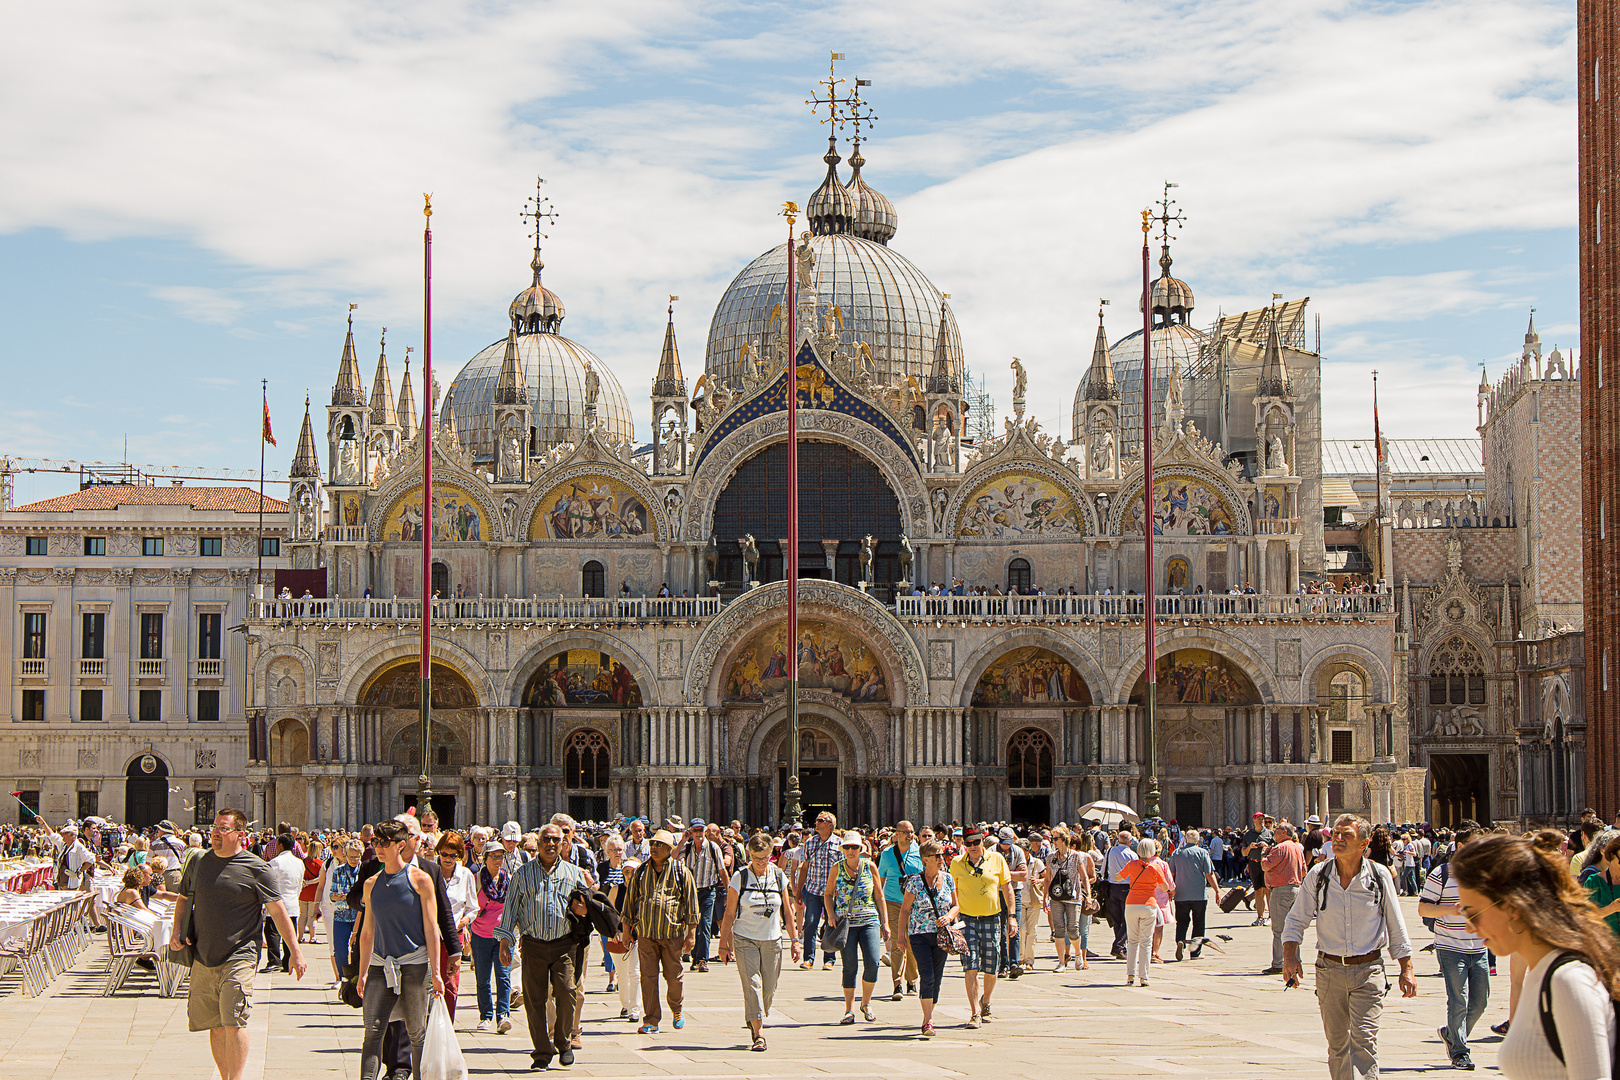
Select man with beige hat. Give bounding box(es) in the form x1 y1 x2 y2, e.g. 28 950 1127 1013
620 829 699 1034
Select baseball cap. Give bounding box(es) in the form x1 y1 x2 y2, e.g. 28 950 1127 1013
501 821 522 841
997 826 1016 842
689 817 707 829
963 827 985 843
157 819 177 833
840 831 863 848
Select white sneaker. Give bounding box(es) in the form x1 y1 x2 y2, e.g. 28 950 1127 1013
475 1019 491 1032
497 1018 512 1034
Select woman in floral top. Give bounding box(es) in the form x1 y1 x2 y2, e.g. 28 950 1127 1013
824 831 889 1025
898 839 959 1037
327 840 363 982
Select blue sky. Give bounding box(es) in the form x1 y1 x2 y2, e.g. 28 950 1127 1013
0 0 1577 505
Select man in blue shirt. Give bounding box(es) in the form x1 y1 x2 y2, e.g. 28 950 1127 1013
1167 829 1220 960
876 821 923 999
1103 829 1139 957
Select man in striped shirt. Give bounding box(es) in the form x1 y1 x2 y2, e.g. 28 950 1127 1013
678 818 727 971
496 824 591 1070
619 830 698 1034
792 812 841 968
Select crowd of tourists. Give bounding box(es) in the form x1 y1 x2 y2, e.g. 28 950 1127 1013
12 803 1620 1080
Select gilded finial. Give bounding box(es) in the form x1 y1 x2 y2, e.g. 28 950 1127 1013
781 200 799 234
423 194 432 220
404 345 412 367
1141 209 1151 236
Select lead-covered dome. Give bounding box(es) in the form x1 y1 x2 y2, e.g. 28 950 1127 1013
449 253 634 460
1107 322 1211 453
705 233 963 391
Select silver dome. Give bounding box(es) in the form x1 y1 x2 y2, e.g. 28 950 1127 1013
1103 322 1213 453
449 333 635 461
705 233 963 391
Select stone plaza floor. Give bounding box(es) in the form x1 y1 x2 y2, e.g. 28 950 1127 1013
0 894 1509 1078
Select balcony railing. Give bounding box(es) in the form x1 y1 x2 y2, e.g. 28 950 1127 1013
323 526 365 542
192 658 224 679
250 595 723 624
16 658 47 679
1255 517 1301 535
894 592 1393 621
77 658 106 678
132 658 167 679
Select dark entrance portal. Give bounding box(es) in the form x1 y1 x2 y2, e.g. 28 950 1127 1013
1429 754 1490 827
125 755 169 829
781 766 839 827
1010 795 1049 826
404 792 458 829
1174 792 1205 828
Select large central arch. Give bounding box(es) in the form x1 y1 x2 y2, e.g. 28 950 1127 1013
683 411 931 541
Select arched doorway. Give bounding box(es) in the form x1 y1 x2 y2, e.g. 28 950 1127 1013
1007 558 1031 594
125 754 169 829
776 727 841 827
711 441 904 596
564 728 611 822
362 660 480 825
431 562 450 598
1006 728 1054 825
582 560 605 598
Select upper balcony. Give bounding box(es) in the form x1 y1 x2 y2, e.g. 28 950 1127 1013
249 595 723 627
894 592 1394 624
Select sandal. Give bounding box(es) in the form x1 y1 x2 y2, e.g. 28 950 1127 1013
752 1035 767 1051
863 1006 877 1022
839 1012 856 1025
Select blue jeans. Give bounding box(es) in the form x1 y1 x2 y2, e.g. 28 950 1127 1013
801 889 836 961
693 884 720 963
331 918 355 970
910 932 947 1001
840 920 882 989
1436 948 1490 1053
1402 866 1422 895
469 933 511 1022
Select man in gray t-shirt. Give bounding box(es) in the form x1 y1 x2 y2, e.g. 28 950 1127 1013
172 809 304 1075
1166 831 1220 960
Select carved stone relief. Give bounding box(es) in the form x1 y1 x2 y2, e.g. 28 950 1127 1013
658 640 683 679
928 639 954 681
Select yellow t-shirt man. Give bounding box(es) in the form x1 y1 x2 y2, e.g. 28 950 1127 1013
950 848 1011 917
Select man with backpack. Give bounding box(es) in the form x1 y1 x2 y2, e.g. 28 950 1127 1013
1282 813 1417 1080
1418 823 1486 1070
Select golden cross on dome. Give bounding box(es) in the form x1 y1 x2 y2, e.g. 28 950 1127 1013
1153 181 1186 247
806 51 853 129
845 77 876 145
520 177 559 249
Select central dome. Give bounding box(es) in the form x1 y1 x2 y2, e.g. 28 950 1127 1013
705 233 963 391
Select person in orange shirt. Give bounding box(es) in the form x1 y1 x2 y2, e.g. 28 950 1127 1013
1122 838 1174 987
1261 823 1307 975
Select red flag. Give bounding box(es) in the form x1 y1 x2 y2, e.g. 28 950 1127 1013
262 393 276 446
1372 374 1382 463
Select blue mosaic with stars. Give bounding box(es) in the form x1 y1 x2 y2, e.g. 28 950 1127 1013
692 341 921 472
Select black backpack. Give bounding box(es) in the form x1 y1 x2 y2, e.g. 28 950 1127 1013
1420 864 1449 933
1537 953 1620 1070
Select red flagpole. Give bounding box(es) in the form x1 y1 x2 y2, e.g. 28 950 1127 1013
419 194 435 815
783 202 803 828
1141 210 1160 819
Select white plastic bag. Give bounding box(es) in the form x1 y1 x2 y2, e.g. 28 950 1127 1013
420 995 467 1080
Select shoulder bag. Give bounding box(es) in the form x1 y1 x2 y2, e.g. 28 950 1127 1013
920 872 967 955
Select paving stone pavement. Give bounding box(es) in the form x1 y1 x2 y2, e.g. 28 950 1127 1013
0 894 1510 1078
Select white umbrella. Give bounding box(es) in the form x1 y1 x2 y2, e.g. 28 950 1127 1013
1074 800 1139 826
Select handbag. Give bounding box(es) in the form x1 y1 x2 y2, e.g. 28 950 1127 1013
819 919 849 952
1050 860 1076 903
920 873 967 955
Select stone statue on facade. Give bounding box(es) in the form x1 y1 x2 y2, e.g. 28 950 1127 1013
1269 434 1287 471
933 487 949 532
859 534 876 583
1092 428 1115 476
500 426 524 482
295 486 316 539
898 535 914 587
584 358 600 408
740 533 759 583
336 440 360 484
703 534 719 582
932 422 955 471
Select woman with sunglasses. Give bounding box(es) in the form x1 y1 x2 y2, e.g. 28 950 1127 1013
327 840 363 984
470 840 514 1033
897 839 958 1038
356 820 443 1080
1451 830 1620 1078
435 831 476 1023
824 830 889 1025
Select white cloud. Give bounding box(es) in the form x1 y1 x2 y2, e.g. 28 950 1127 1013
0 0 1578 457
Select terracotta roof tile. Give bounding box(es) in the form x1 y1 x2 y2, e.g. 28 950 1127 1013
10 485 288 514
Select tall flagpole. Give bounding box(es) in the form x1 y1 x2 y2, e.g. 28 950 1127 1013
257 378 267 591
418 194 435 820
1140 209 1162 820
782 202 803 829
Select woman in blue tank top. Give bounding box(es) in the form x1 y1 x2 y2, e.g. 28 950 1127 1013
356 820 443 1080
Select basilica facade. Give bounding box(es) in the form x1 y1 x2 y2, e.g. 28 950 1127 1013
240 130 1429 834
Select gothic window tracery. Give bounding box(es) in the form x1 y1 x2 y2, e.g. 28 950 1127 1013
565 729 610 790
1427 636 1486 706
1006 727 1053 789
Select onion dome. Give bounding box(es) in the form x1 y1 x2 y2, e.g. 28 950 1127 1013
845 141 896 245
805 136 858 237
706 233 962 391
1141 245 1195 325
509 250 566 334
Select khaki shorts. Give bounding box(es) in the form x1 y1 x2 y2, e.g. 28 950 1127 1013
187 955 255 1031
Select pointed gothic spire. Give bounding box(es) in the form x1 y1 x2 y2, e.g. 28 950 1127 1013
493 327 528 405
370 329 398 427
926 301 960 394
1499 578 1514 639
652 300 685 398
438 388 458 443
397 353 418 443
290 397 321 477
331 307 367 407
1082 306 1118 400
1523 310 1542 365
1257 301 1290 397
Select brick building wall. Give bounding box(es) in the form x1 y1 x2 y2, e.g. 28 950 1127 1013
1580 0 1620 817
